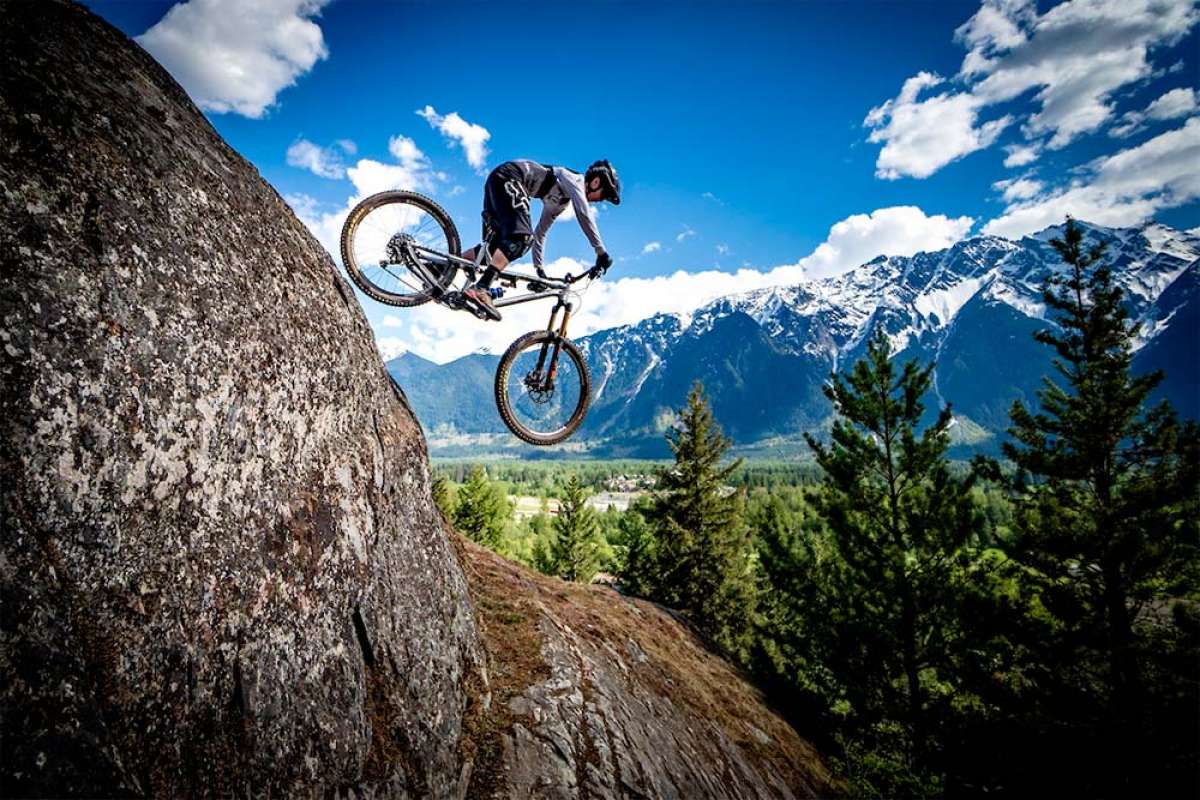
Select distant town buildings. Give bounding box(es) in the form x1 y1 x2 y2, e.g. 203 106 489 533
604 474 657 492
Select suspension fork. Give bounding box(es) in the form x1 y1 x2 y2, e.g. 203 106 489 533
535 300 573 381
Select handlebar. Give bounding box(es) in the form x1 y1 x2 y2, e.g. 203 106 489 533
561 267 605 285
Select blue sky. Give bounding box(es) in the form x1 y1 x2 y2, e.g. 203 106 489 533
85 0 1200 362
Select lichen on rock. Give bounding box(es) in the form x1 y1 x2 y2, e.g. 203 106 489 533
0 2 480 796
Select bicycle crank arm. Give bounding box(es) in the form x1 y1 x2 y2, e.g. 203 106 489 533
442 290 501 322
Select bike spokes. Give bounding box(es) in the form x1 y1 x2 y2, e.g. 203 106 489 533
342 192 460 306
502 338 584 439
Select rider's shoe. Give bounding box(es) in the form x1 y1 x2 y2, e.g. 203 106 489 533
463 286 501 321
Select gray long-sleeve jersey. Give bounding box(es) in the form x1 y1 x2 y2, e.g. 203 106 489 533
507 159 605 268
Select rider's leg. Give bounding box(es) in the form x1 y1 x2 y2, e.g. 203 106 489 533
468 164 530 301
475 249 510 289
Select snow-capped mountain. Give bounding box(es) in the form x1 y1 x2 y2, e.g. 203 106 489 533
390 221 1199 454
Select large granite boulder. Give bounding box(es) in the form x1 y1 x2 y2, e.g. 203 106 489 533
0 2 480 796
0 3 833 798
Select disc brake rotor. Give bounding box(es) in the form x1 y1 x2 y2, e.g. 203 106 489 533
523 370 554 404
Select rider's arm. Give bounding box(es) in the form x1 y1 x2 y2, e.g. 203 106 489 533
554 167 606 257
531 204 560 269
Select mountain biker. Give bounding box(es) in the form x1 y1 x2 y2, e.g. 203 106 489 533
461 159 621 312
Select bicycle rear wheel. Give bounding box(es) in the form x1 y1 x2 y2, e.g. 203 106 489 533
339 191 460 307
495 331 592 446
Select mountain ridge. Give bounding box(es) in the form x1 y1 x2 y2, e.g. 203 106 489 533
391 220 1199 456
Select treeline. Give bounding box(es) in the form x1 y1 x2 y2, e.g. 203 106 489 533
434 459 659 495
439 221 1199 797
433 456 823 496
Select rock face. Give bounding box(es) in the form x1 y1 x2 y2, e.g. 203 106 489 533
460 539 834 799
0 2 480 796
0 4 831 798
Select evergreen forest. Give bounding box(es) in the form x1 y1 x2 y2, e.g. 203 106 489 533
435 222 1199 797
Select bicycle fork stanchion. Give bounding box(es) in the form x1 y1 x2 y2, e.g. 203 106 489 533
546 301 573 382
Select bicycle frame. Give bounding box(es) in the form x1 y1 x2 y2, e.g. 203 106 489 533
406 242 578 323
344 191 594 446
409 241 580 389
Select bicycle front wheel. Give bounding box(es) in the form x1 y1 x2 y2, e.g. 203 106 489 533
495 331 592 446
339 191 461 307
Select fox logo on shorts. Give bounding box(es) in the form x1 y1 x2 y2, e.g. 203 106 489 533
504 180 531 212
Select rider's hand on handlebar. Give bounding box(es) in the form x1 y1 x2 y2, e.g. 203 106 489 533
587 251 613 280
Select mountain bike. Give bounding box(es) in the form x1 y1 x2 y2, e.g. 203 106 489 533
339 190 596 446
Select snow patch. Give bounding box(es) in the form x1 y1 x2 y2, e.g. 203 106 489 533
627 347 660 403
986 279 1046 319
913 274 988 328
1141 223 1200 263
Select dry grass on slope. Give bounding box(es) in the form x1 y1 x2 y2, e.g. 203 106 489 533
452 534 835 799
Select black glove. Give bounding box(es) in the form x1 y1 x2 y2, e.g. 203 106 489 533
588 251 613 279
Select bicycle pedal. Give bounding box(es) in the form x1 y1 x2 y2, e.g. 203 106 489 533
475 301 502 322
456 293 501 322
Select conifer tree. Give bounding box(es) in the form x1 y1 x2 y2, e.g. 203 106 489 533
751 495 834 706
649 381 756 657
549 475 602 583
980 218 1200 791
615 502 656 596
803 329 978 766
431 474 453 518
529 512 557 576
450 465 510 550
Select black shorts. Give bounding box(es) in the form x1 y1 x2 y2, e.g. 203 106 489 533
482 162 533 260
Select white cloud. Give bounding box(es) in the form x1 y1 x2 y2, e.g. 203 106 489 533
286 138 346 178
954 0 1035 73
796 206 975 280
642 241 662 254
968 0 1197 147
984 117 1200 238
416 105 491 171
388 135 431 172
716 243 730 255
701 191 725 205
137 0 331 119
1003 142 1042 167
373 206 976 363
992 176 1044 201
676 225 696 243
283 192 321 220
864 72 1012 179
1147 86 1198 120
1111 87 1196 137
1109 115 1144 138
865 0 1200 177
370 258 801 365
376 337 408 361
336 139 357 155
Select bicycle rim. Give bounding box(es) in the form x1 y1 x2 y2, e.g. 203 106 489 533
341 192 459 306
496 332 591 445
